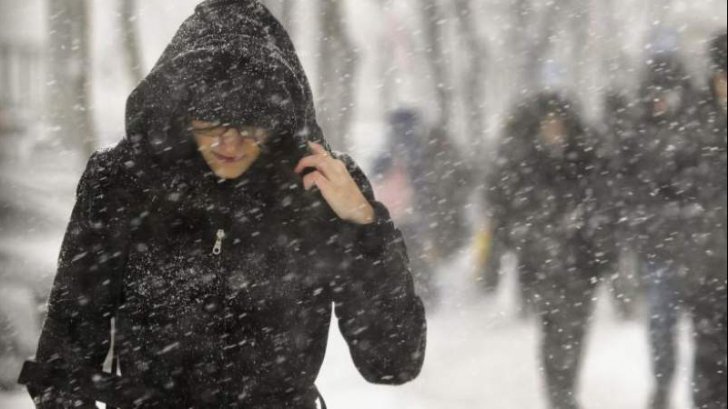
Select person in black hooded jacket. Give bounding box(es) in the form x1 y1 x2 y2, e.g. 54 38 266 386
621 52 725 409
683 32 727 409
485 93 615 409
20 1 426 408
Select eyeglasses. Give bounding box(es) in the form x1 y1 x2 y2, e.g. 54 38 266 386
189 122 270 146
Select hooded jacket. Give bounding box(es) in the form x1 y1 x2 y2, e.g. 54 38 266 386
624 54 724 266
25 1 426 408
486 94 608 246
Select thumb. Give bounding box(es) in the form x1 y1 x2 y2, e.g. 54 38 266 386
308 141 328 155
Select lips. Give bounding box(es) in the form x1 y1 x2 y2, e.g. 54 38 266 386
212 151 245 164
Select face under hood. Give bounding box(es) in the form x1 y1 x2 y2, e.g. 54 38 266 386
125 0 326 164
638 54 693 121
510 92 588 152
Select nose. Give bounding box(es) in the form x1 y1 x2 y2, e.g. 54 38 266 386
215 128 244 151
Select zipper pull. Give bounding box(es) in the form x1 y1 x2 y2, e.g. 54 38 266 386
212 229 226 255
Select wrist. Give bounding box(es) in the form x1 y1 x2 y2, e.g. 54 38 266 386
348 202 376 225
349 201 394 255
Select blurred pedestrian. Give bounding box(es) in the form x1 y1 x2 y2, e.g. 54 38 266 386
624 50 726 409
632 53 698 409
684 32 727 409
486 93 615 409
374 109 471 305
421 125 473 261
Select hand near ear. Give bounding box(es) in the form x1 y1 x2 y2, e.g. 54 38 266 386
294 142 375 225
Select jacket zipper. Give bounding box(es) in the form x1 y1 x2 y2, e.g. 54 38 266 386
212 228 226 255
211 223 233 405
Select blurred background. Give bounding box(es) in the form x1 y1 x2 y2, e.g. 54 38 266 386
0 1 726 408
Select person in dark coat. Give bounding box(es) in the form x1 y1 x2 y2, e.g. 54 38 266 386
374 109 471 304
626 50 726 409
419 124 472 261
374 109 438 302
684 32 727 409
20 1 426 408
627 53 696 409
486 93 614 409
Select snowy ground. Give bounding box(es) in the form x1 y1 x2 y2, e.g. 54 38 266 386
1 250 696 409
315 253 695 409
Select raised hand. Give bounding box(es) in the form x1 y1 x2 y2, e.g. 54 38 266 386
294 142 375 225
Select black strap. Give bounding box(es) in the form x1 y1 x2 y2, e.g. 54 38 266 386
106 230 128 409
316 386 327 409
108 317 121 409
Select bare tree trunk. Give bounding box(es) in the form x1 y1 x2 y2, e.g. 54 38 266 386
375 0 396 117
601 0 632 90
642 0 673 54
501 0 531 110
377 35 396 116
567 0 591 89
505 0 557 97
506 0 561 97
119 0 144 85
527 6 560 93
47 0 95 157
454 0 486 158
421 0 452 130
318 0 358 150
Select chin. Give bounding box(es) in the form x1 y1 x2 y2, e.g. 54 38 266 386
216 171 244 180
213 165 250 180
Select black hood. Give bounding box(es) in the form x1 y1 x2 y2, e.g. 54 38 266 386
505 92 589 154
503 92 595 181
125 0 326 164
638 54 694 121
642 54 691 89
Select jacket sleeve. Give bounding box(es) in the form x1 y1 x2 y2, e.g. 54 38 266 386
26 149 130 408
329 155 427 385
